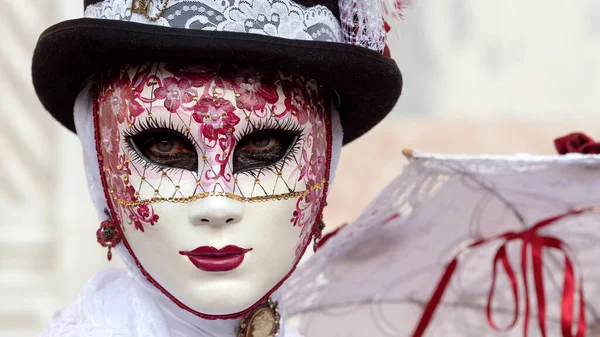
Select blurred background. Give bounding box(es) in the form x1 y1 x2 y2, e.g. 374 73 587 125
1 0 599 336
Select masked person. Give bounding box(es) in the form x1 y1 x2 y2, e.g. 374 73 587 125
32 1 407 336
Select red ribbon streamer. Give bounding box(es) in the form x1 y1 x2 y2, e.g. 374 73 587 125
412 208 593 337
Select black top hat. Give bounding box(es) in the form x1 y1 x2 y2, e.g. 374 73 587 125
32 0 403 144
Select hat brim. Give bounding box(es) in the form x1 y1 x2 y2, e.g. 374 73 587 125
32 18 402 144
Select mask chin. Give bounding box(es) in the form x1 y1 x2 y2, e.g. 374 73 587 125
74 72 345 318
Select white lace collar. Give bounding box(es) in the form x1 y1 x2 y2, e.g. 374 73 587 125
38 250 302 337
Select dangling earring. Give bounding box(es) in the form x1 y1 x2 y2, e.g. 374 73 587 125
313 219 326 251
96 219 122 261
313 202 349 251
313 201 327 251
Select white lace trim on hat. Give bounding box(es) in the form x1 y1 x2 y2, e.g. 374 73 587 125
84 0 343 43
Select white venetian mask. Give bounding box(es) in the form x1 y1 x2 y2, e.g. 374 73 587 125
93 62 332 318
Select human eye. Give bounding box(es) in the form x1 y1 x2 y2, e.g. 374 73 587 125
233 126 300 174
125 119 198 172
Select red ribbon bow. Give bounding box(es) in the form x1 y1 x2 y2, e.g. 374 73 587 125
412 209 593 337
555 133 600 155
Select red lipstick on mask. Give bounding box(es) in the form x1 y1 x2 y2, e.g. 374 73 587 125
179 245 252 272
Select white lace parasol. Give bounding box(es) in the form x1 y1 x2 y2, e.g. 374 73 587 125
282 150 600 337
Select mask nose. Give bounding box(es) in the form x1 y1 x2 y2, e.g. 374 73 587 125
188 197 244 226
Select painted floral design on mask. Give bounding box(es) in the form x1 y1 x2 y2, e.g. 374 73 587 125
153 77 198 113
193 97 240 140
285 80 330 256
283 74 311 124
192 96 241 185
96 69 157 232
231 69 279 115
102 70 146 123
95 62 331 260
136 204 160 226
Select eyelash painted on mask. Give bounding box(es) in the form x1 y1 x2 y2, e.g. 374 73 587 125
234 116 303 143
234 117 304 178
122 117 200 175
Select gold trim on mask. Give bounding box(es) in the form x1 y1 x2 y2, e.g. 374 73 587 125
116 179 327 206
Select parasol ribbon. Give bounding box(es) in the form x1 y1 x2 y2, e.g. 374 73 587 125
411 207 598 337
554 132 600 155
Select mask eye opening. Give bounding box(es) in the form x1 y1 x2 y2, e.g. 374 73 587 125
232 129 301 175
123 118 200 173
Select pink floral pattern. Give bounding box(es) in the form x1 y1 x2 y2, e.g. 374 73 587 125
192 96 242 185
136 205 160 228
102 70 146 122
154 77 198 113
164 63 220 86
286 77 330 258
282 75 311 124
193 97 240 140
232 68 279 114
97 67 161 232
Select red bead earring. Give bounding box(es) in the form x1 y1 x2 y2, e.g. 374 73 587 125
96 219 122 261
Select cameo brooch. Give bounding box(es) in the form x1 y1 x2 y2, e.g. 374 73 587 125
236 298 280 337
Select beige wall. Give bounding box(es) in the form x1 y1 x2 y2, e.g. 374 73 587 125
390 0 600 120
1 1 599 336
